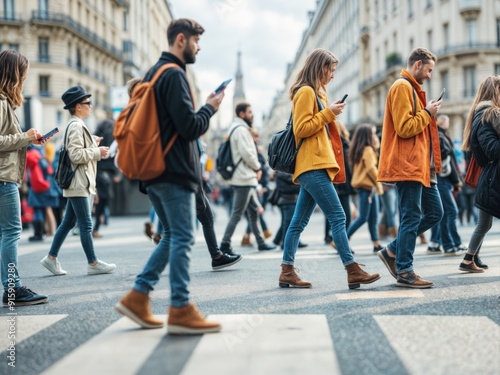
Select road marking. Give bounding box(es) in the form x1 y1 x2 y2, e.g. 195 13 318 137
335 290 424 299
374 315 500 375
41 316 167 375
1 314 67 350
180 314 340 375
243 251 336 260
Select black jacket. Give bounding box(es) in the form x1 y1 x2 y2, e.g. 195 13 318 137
276 171 300 206
471 103 500 218
437 127 461 186
143 52 215 192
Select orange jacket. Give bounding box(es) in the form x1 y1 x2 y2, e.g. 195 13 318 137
291 86 346 184
377 69 441 187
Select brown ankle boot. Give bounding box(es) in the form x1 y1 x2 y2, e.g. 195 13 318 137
167 302 221 335
115 290 164 329
279 265 312 288
263 229 273 239
345 263 381 289
241 233 253 247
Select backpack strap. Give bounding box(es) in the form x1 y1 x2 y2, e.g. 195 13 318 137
227 125 245 170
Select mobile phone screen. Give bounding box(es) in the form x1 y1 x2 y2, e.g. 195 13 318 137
215 78 232 93
38 127 59 142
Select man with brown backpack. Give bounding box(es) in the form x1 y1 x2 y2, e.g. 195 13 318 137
115 19 226 334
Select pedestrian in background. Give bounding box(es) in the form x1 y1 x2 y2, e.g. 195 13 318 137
115 18 224 334
459 75 500 272
0 49 48 306
40 86 116 276
377 47 443 288
347 124 384 253
279 48 380 289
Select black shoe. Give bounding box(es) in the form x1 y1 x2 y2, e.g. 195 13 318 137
29 235 44 242
220 243 236 256
258 243 277 251
377 248 397 279
396 272 433 289
324 236 332 244
212 253 242 271
426 245 442 255
3 286 48 307
373 245 384 253
474 254 488 269
298 242 308 248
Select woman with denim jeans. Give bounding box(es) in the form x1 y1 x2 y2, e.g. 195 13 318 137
459 75 500 273
346 124 384 253
278 48 380 289
40 86 116 276
0 50 48 306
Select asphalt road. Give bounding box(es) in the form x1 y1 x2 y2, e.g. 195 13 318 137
1 204 499 375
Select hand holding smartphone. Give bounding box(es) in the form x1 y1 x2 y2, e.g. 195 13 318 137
436 88 445 102
340 94 348 103
38 127 59 142
215 78 232 93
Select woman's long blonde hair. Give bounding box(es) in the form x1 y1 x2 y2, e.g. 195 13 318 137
462 75 500 151
0 50 29 108
289 48 338 100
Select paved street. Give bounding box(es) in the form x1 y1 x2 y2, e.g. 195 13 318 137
1 204 499 375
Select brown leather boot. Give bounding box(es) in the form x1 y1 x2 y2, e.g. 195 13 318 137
419 233 428 244
345 262 381 290
279 265 312 288
263 229 273 239
378 224 387 239
241 233 253 247
115 290 164 329
167 302 221 335
388 226 398 238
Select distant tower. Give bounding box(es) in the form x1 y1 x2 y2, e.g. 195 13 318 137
233 50 246 115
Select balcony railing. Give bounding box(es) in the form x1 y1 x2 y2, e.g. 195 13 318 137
38 55 51 63
0 12 24 23
30 10 122 59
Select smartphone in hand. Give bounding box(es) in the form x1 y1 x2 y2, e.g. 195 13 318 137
340 94 348 103
436 88 445 101
215 78 232 93
38 127 59 142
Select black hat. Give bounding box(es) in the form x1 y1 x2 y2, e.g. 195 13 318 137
62 86 91 109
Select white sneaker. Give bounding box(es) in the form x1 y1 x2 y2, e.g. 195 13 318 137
87 260 116 275
40 255 68 276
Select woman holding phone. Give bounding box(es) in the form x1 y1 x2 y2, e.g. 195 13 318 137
0 50 48 306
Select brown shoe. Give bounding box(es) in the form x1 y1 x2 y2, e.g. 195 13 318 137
115 290 164 329
92 231 103 238
167 302 221 335
396 272 433 288
279 265 312 288
263 229 273 239
459 261 484 273
419 233 428 244
144 222 154 239
345 262 381 289
241 233 254 247
153 233 162 245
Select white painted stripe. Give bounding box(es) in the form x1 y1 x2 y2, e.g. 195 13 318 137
448 268 500 278
41 316 167 375
375 315 500 375
0 314 67 350
180 314 340 375
335 290 424 300
243 251 336 260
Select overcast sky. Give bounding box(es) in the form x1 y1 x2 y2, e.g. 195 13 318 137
168 0 317 130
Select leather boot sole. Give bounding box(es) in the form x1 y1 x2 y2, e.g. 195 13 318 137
278 281 312 288
167 324 221 335
348 274 381 289
114 303 164 329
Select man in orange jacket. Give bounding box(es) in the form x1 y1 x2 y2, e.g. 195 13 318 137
377 48 444 288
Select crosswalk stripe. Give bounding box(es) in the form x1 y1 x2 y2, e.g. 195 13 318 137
335 290 424 299
374 315 500 375
180 314 341 375
41 316 167 375
0 314 67 350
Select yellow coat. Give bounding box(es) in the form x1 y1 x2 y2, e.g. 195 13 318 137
292 86 346 184
351 146 384 195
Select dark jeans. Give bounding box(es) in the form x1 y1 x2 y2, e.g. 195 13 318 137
93 198 109 233
196 188 221 259
274 203 296 246
347 188 379 242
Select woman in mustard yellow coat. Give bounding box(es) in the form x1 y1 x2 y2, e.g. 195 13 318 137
278 49 380 290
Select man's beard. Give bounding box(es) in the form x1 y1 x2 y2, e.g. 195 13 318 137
183 46 196 64
243 116 252 126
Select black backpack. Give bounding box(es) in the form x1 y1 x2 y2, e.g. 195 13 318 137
216 125 244 180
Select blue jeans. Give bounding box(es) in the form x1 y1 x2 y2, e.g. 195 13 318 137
49 196 97 263
0 182 22 289
283 170 355 266
387 182 443 274
380 186 398 228
134 183 195 308
347 188 379 241
429 176 461 251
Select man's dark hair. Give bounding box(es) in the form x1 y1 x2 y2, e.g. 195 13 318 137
167 19 204 46
235 102 251 117
407 47 437 67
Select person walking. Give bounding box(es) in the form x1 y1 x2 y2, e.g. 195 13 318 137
459 75 500 273
347 124 384 253
377 48 444 288
427 114 466 256
219 102 276 254
278 48 380 289
115 18 224 334
0 49 48 306
40 86 116 276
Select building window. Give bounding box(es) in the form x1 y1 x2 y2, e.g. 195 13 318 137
38 0 48 19
441 71 449 99
463 66 476 98
407 0 414 18
4 0 15 20
495 64 500 75
38 37 49 62
377 90 383 118
39 75 50 97
425 0 432 9
76 48 82 71
466 19 477 46
9 43 19 51
427 30 433 51
443 23 450 49
123 10 128 31
409 37 414 51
